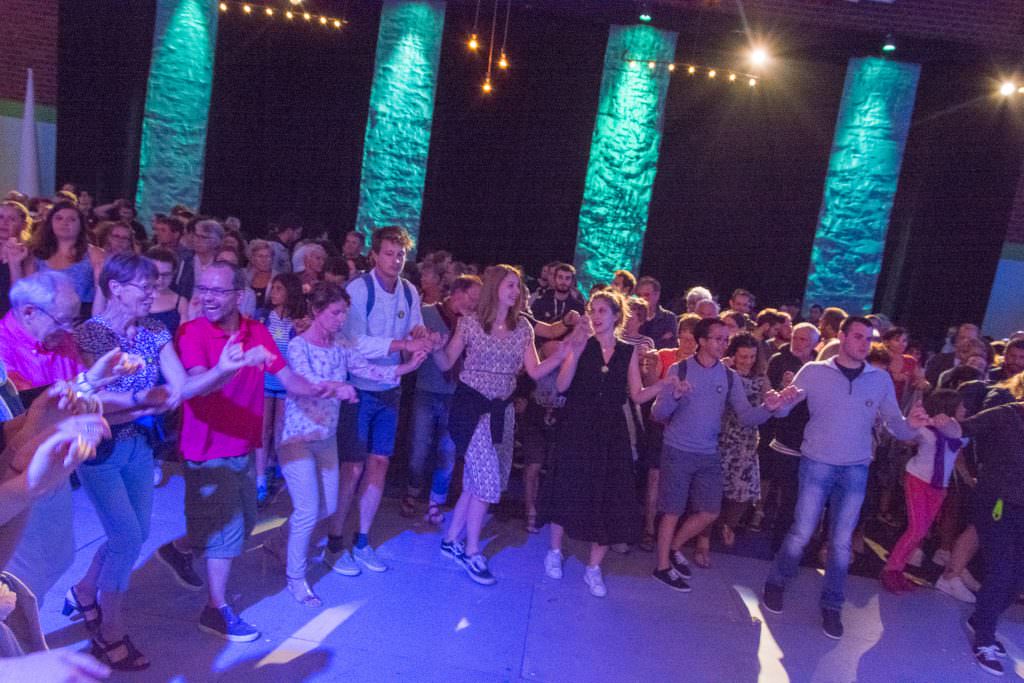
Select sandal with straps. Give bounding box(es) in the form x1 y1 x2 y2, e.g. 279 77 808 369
400 495 418 518
424 504 444 526
91 634 150 671
62 586 102 635
287 577 323 608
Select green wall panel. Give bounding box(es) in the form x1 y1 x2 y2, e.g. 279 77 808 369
135 0 218 226
354 0 446 251
573 24 677 292
803 57 920 315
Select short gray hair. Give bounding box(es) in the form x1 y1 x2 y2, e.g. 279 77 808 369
194 218 225 244
792 322 821 342
685 286 713 310
10 271 80 311
292 242 327 273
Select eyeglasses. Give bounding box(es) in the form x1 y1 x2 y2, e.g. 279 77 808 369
196 286 239 297
121 282 157 296
37 306 75 330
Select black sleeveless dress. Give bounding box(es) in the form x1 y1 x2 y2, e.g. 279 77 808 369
540 337 641 546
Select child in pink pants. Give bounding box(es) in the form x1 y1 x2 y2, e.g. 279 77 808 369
881 389 966 593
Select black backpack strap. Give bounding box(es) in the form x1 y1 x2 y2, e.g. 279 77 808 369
362 272 375 318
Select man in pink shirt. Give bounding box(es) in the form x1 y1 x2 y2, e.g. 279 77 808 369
0 271 84 392
157 262 351 642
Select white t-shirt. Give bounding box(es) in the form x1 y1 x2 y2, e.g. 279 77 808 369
905 427 966 488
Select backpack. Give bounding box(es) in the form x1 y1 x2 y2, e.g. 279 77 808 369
361 272 413 318
676 357 735 396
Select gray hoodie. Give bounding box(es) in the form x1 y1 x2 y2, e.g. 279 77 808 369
779 357 919 466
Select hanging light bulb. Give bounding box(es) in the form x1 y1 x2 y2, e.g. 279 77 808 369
468 33 479 50
285 10 293 19
749 78 757 87
333 19 342 28
289 0 303 5
498 52 508 69
219 2 227 12
265 7 274 16
687 65 696 75
648 61 657 70
303 12 311 21
482 76 493 94
242 4 252 14
728 72 737 82
319 16 328 25
708 69 717 79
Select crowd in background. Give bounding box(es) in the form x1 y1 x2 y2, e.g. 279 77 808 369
1 186 1024 678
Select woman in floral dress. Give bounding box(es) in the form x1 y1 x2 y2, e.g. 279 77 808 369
434 265 571 586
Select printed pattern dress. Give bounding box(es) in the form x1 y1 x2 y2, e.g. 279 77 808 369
458 315 533 504
718 373 768 503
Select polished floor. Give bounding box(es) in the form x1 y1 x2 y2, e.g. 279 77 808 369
33 468 1024 682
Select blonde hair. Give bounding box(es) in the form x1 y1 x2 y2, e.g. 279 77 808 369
477 264 526 334
993 370 1024 401
589 287 628 336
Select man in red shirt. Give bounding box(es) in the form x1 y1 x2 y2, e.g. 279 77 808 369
158 262 351 642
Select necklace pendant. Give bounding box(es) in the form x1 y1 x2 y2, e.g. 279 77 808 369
601 365 609 374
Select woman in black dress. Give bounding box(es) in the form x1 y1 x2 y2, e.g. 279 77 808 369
541 288 671 597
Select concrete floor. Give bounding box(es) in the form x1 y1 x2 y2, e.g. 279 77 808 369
32 469 1024 682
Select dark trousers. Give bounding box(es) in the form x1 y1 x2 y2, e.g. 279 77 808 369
972 496 1024 646
766 450 801 555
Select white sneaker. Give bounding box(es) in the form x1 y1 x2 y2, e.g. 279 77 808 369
907 548 925 567
961 569 982 593
353 544 388 572
325 549 361 577
936 575 976 603
584 565 607 598
932 548 951 567
544 549 564 579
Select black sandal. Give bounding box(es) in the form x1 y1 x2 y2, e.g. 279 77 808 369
91 634 150 671
62 586 102 634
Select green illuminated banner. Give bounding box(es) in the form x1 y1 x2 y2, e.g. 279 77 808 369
803 57 920 314
135 0 218 227
573 24 677 292
354 0 446 252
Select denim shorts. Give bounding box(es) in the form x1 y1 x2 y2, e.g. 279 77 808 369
657 445 723 515
338 387 401 461
184 454 257 559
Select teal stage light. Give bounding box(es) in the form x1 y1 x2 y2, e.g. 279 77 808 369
354 0 446 253
803 57 920 315
136 0 218 227
573 23 677 292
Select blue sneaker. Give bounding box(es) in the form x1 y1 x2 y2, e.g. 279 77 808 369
199 605 260 642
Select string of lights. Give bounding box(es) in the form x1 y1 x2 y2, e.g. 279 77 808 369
624 55 760 86
217 1 346 29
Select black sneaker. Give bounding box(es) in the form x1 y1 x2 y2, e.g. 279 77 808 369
652 567 692 593
821 608 843 640
440 539 467 566
762 583 784 614
974 645 1005 676
967 617 1008 658
669 550 692 579
463 553 497 586
157 542 203 590
198 605 260 642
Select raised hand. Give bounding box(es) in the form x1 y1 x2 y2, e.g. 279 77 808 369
907 401 930 429
25 414 111 497
563 309 581 328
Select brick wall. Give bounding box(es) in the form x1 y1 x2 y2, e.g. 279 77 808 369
665 0 1024 53
0 0 58 106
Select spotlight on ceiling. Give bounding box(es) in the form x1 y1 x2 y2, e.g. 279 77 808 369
999 81 1017 97
749 47 769 68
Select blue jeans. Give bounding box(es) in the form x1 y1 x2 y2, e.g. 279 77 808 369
406 391 455 506
77 435 154 592
766 458 869 610
971 495 1024 647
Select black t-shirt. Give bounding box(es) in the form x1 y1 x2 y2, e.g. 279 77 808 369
838 362 865 383
530 291 584 324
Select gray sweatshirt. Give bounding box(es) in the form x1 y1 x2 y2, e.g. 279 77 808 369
778 357 920 466
652 358 772 456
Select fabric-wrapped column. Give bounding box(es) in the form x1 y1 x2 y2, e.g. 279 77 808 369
572 24 677 292
354 0 446 252
803 57 920 315
135 0 218 226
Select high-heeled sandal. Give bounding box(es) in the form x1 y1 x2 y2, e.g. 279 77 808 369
62 586 102 634
91 634 150 671
287 578 322 608
424 504 444 526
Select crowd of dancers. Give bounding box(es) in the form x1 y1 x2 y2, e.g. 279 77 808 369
0 188 1023 678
